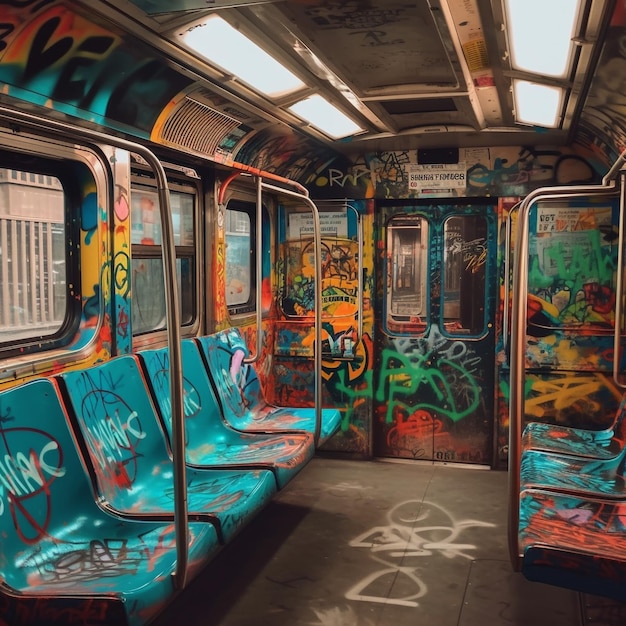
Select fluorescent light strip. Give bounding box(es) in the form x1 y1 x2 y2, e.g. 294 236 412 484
183 16 305 97
288 94 363 139
513 80 563 127
505 0 580 78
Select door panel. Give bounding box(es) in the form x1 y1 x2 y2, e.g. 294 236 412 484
374 203 497 465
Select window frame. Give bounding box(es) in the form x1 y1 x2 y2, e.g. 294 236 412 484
224 198 259 318
441 213 489 337
526 199 619 334
129 165 201 342
384 214 430 335
0 145 85 358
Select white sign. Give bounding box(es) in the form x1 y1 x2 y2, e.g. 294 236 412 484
288 211 348 239
408 163 467 191
536 206 613 233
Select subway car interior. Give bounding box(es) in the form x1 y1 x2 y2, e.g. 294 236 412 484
2 0 626 624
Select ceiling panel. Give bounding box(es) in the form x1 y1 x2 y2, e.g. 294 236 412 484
77 0 613 154
274 1 459 92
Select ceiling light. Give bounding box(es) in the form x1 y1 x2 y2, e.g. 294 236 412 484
288 95 363 139
513 80 563 128
504 0 581 78
182 16 306 97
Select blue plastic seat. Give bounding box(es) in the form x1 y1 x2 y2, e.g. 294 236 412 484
520 443 626 495
519 488 626 601
138 340 315 488
59 355 277 543
196 329 342 446
519 393 626 496
0 377 219 626
521 393 626 460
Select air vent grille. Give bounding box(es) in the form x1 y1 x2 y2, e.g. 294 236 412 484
158 97 243 156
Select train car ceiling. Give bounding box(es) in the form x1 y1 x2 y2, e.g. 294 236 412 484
0 0 620 182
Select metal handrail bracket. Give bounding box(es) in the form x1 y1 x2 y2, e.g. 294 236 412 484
261 180 323 446
508 174 622 571
613 172 626 389
0 106 189 589
217 171 324 447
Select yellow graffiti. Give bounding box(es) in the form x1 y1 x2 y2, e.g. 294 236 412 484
526 373 622 420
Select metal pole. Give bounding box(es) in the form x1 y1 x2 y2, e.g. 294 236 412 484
346 204 364 345
217 171 311 367
614 173 626 389
502 202 521 353
245 176 263 364
0 106 189 589
217 170 323 446
508 180 619 571
259 181 323 447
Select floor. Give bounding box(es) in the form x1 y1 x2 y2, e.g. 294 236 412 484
151 457 626 626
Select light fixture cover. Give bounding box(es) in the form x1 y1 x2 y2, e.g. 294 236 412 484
288 94 363 139
182 16 305 97
504 0 580 78
513 80 563 128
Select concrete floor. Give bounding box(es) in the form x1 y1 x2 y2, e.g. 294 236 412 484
151 457 626 626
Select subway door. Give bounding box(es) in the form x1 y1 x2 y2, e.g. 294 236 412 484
373 203 498 465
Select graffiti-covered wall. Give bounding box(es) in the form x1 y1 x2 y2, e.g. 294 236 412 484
259 200 375 455
304 146 602 201
576 3 626 166
495 195 625 465
0 2 192 136
0 142 127 389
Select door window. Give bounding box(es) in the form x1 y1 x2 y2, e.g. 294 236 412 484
443 215 488 335
385 215 428 333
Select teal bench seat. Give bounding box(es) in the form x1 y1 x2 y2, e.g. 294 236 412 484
515 395 626 600
520 445 626 496
196 328 341 446
138 340 315 489
519 488 626 601
0 377 219 626
59 355 277 543
521 394 626 460
520 393 626 497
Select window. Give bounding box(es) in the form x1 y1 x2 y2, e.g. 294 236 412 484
527 201 618 331
0 168 68 345
385 215 428 333
225 201 257 315
130 181 196 335
442 215 488 335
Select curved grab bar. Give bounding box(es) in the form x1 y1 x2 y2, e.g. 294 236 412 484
346 204 364 346
217 173 312 366
245 176 263 364
508 179 620 571
614 173 626 389
0 106 189 589
217 167 309 205
310 200 363 349
604 150 626 184
502 201 522 353
259 181 323 447
216 171 323 447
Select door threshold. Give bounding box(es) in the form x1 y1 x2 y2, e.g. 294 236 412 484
373 456 492 470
